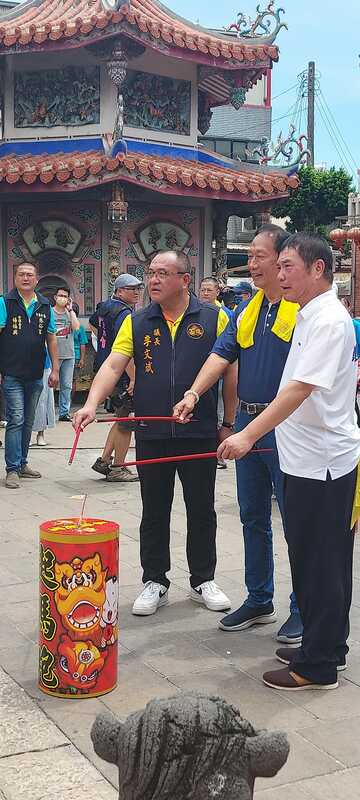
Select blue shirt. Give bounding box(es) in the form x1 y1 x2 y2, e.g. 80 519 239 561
0 295 56 334
353 319 360 359
212 297 292 404
73 324 88 362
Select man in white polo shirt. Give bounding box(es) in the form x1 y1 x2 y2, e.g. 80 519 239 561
213 233 360 690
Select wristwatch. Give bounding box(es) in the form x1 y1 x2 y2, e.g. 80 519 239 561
222 421 235 430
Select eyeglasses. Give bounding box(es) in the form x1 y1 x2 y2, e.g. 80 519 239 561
145 270 189 280
122 286 141 290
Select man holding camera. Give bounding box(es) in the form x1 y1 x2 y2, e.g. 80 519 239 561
53 286 80 421
89 273 142 482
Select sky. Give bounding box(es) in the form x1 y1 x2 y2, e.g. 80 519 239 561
170 0 360 184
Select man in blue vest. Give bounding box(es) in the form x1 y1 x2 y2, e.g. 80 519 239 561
74 250 237 616
89 273 142 482
174 226 303 644
0 262 59 489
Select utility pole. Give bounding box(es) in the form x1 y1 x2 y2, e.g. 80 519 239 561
307 61 315 166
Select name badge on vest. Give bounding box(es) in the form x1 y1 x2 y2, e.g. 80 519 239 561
12 315 22 335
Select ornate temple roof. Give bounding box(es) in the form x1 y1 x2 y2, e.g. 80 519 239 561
0 0 279 69
0 146 298 201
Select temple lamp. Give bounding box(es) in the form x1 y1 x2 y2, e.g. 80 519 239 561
108 183 128 223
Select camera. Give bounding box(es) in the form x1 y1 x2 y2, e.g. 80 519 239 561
104 389 133 414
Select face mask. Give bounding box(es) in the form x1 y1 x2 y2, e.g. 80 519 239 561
56 297 68 307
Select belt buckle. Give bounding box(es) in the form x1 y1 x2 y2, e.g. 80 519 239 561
248 403 257 415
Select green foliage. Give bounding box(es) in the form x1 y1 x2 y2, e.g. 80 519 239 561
272 166 354 234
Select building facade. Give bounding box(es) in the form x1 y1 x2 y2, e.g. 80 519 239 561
0 0 297 315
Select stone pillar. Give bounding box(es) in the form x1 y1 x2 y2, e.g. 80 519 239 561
106 45 127 142
214 208 230 279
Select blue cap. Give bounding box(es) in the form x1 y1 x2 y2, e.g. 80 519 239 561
233 282 252 295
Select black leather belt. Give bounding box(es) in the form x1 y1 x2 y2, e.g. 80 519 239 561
239 399 269 415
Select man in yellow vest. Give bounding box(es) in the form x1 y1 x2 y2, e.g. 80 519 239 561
174 225 302 642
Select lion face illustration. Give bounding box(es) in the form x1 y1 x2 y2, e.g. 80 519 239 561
54 553 106 638
57 634 106 690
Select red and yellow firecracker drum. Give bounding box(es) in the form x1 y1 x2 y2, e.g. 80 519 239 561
39 518 119 699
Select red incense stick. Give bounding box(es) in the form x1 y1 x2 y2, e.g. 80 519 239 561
120 449 273 469
68 426 82 465
69 416 192 464
95 416 189 424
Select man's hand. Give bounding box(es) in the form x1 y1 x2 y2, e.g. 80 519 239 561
79 358 85 370
48 370 59 389
173 394 196 423
127 380 134 397
72 405 97 430
217 430 255 461
217 425 234 444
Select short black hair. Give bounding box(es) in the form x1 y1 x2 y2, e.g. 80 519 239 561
55 285 70 297
279 232 334 284
14 261 38 275
256 224 290 255
200 277 219 287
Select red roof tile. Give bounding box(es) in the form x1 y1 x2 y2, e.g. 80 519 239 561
0 149 299 201
0 0 278 65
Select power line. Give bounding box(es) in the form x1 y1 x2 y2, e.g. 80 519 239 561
314 96 354 175
318 88 358 171
272 83 299 101
316 93 355 174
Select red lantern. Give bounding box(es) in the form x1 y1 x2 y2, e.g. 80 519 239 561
329 228 347 249
348 227 360 244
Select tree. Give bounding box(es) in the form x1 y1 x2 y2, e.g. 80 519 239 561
272 165 353 235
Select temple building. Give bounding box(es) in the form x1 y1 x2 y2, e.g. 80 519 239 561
0 0 298 315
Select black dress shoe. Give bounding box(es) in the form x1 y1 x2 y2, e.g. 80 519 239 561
59 414 72 422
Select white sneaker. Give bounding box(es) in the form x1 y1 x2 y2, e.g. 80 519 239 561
190 581 231 611
132 581 169 616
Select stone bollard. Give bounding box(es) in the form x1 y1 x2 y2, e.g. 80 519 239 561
91 692 290 798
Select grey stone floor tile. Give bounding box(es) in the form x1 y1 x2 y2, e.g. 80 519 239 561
255 731 344 791
0 669 68 757
274 675 360 721
169 665 317 731
254 784 311 799
0 745 113 800
132 630 227 677
292 765 360 799
298 716 360 768
102 651 178 716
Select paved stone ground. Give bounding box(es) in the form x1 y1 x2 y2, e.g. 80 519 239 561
1 419 360 799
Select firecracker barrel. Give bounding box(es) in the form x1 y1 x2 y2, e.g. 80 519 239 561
39 518 119 699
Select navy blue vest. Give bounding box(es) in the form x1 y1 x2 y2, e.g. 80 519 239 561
92 298 132 391
0 289 51 381
132 295 220 440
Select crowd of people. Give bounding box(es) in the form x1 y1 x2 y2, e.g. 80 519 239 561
1 225 360 693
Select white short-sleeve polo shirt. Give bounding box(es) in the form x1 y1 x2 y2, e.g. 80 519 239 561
276 290 360 480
